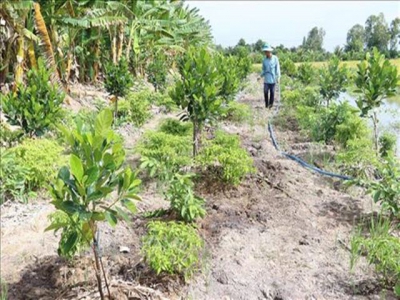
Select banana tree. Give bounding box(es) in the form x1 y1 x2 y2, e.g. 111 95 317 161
0 0 36 87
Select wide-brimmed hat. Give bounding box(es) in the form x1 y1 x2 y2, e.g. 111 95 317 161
262 44 273 52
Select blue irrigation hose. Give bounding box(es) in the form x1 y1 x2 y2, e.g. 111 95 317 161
268 122 281 152
267 83 354 181
283 152 353 180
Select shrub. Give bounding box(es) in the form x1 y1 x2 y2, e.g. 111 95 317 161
218 55 241 101
336 137 379 179
116 91 151 127
0 122 24 148
281 86 321 109
1 58 64 136
159 118 192 136
237 56 252 80
281 89 302 108
141 221 203 280
114 98 131 125
365 157 400 217
297 62 315 85
220 101 252 124
350 218 400 295
379 132 397 158
165 173 206 222
316 102 364 144
152 91 177 112
335 113 370 148
280 57 297 77
249 52 264 64
12 138 67 190
251 63 262 74
147 53 169 92
319 56 349 106
0 149 30 203
196 130 256 185
295 104 320 136
297 102 365 145
137 131 192 177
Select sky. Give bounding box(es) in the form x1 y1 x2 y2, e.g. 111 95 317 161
186 1 400 51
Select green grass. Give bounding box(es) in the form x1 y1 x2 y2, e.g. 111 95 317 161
251 64 262 74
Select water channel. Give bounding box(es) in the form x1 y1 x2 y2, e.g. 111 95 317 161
338 92 400 156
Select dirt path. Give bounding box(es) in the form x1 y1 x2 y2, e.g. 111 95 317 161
185 78 391 299
1 77 394 300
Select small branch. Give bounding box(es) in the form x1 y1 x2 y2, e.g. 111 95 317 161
92 242 105 300
100 254 111 299
338 238 352 253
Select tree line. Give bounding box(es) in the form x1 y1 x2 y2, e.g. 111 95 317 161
219 13 400 63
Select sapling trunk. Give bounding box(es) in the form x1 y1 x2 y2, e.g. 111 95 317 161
92 239 104 300
192 120 202 157
99 254 111 299
114 98 118 122
372 111 379 153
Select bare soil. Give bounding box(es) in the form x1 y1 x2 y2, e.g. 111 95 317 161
1 76 395 300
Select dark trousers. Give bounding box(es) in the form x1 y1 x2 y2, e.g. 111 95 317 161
264 83 275 108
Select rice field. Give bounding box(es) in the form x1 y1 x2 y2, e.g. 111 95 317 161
252 58 400 73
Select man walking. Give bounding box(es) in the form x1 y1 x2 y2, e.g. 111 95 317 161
259 44 280 109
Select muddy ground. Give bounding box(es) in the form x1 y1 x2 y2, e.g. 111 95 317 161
1 75 395 300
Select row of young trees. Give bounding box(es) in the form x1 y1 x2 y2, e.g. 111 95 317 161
1 4 253 294
277 47 400 293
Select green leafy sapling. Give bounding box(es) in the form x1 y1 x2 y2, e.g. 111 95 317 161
319 56 349 106
170 46 224 156
1 58 64 137
104 57 133 120
354 48 399 152
47 109 141 300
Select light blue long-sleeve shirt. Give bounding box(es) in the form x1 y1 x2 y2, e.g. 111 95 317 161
260 55 281 84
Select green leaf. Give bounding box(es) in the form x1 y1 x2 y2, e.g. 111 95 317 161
87 191 104 201
59 201 80 214
124 193 142 201
373 190 381 203
105 211 118 227
95 109 113 136
92 212 105 221
395 283 400 297
58 166 70 182
115 207 131 222
85 166 99 186
129 179 141 189
122 199 137 213
45 222 69 232
70 154 84 182
63 231 79 255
